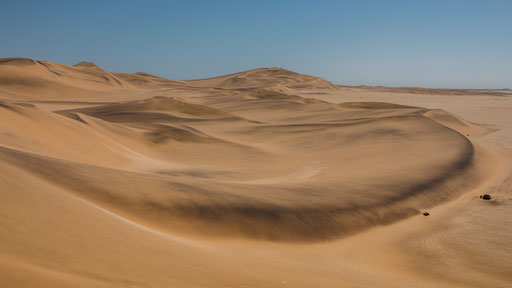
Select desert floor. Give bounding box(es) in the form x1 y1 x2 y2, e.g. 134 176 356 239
1 58 511 287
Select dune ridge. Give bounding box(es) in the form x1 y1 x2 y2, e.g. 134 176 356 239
0 90 478 241
185 67 339 92
1 57 510 287
0 58 131 100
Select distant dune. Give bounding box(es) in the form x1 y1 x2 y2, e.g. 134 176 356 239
184 67 340 92
1 57 510 287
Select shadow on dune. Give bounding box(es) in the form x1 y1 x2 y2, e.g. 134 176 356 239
0 130 475 242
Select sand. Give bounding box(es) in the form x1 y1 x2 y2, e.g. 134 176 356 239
0 57 511 287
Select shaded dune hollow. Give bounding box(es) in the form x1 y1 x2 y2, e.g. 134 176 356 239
0 90 482 242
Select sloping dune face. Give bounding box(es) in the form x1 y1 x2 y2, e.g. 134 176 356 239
0 58 506 287
185 67 339 92
0 97 474 241
0 58 130 100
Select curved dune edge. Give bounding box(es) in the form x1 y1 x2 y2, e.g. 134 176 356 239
2 58 511 288
165 139 476 242
0 109 482 242
0 92 486 242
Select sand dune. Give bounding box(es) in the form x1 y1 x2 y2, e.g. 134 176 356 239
1 58 511 287
0 58 132 99
113 72 186 88
185 67 339 92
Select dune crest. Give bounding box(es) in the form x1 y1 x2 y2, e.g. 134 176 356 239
185 67 339 92
0 57 131 100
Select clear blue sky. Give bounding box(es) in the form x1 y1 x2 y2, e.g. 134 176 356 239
1 0 511 88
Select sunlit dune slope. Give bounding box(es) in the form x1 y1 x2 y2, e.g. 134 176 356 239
0 57 507 288
185 67 339 92
0 58 132 99
0 89 481 241
113 72 186 88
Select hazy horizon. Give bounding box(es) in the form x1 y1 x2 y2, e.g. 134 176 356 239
1 0 511 89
